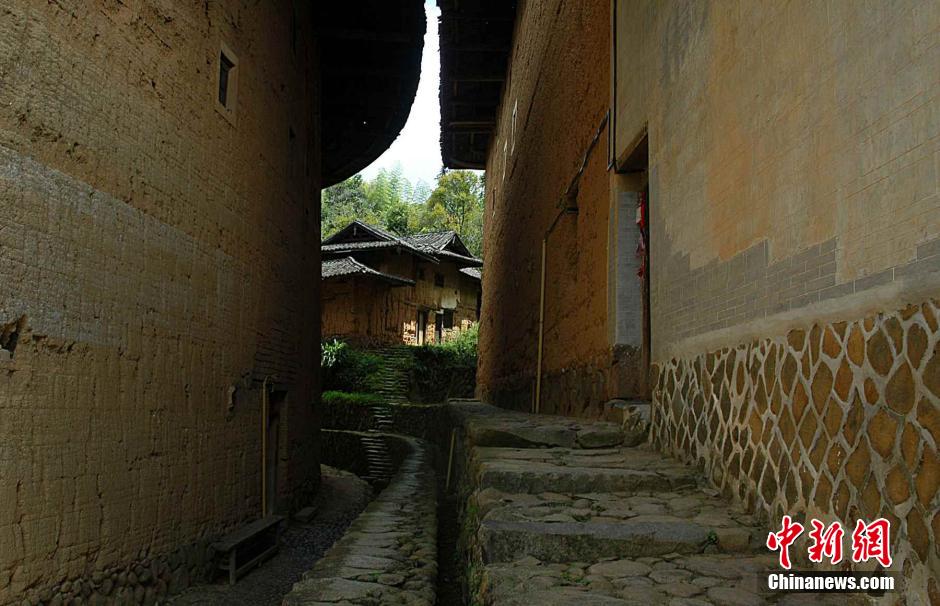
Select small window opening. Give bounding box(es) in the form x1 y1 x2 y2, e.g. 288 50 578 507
434 273 445 287
218 51 235 107
417 268 425 280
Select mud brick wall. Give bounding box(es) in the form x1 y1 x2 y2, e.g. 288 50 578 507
653 300 940 599
478 0 623 415
0 1 321 603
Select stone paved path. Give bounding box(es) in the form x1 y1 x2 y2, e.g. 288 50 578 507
167 467 371 606
283 435 438 606
451 402 868 605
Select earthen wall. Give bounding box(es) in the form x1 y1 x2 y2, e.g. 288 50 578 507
0 1 321 603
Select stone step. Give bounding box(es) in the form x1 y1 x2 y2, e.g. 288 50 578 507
472 447 699 494
478 515 758 564
469 449 762 565
473 553 873 606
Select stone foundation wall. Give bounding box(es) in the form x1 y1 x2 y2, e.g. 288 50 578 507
321 399 447 444
21 541 213 606
478 345 645 418
652 298 940 597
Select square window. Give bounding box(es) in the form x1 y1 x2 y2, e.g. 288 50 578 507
434 273 445 287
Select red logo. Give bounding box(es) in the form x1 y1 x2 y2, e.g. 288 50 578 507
808 520 844 564
768 517 892 569
766 515 804 569
851 519 892 567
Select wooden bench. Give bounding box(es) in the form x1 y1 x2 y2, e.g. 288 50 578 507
212 515 285 585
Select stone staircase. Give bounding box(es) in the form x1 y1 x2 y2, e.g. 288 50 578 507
359 433 394 485
359 347 413 485
449 401 865 606
370 346 413 405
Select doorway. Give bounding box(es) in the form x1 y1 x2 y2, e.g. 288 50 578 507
612 131 651 397
435 312 444 343
639 185 651 390
417 310 428 345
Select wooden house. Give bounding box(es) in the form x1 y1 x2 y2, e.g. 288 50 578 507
321 221 482 345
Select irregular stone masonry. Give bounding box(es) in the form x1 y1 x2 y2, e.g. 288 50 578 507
653 299 940 599
450 403 870 605
283 436 437 606
18 542 211 606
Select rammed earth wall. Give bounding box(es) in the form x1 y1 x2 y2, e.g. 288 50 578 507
653 299 940 598
0 1 322 603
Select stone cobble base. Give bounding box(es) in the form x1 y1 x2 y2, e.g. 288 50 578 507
24 541 212 606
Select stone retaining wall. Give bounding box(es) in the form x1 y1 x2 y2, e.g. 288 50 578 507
23 541 212 606
320 430 376 479
321 400 447 443
283 436 438 605
652 298 940 598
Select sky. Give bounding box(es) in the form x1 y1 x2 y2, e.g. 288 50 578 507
360 1 443 190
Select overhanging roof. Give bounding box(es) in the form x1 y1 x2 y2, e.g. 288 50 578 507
317 2 425 186
438 0 517 169
322 220 483 267
322 256 415 287
322 220 439 263
460 267 482 281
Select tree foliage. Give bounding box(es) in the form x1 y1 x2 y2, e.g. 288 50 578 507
322 166 485 257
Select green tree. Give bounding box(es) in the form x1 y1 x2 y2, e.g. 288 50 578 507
321 174 372 237
321 169 485 258
419 170 485 257
384 202 412 235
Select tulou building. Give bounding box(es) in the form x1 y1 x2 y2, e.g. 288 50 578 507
321 220 482 346
440 0 940 598
0 1 424 603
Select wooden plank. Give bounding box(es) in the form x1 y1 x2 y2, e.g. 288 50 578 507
231 544 279 584
212 515 285 552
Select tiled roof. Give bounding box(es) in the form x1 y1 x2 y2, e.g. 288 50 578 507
322 256 414 286
403 230 457 251
321 221 481 266
460 267 482 281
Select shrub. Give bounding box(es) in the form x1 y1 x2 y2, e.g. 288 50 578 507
438 324 478 364
321 390 383 407
321 339 382 393
321 338 347 368
411 326 478 402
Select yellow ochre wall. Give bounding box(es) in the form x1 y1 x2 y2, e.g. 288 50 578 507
0 1 322 603
612 1 939 598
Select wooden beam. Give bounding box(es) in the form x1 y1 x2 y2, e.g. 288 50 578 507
450 75 506 83
446 120 496 128
319 28 414 43
323 66 410 78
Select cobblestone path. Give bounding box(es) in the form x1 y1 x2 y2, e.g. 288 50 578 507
283 436 438 606
452 402 869 606
167 467 371 606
